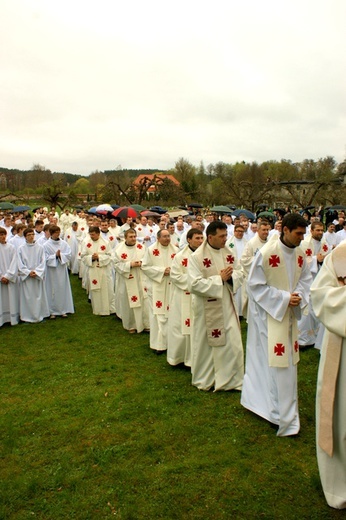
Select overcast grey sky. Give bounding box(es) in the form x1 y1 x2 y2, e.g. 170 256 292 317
1 0 345 175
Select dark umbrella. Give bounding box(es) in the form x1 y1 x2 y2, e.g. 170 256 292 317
326 205 346 211
112 206 140 219
74 205 84 210
257 211 276 219
273 208 286 216
227 204 237 211
232 209 256 220
210 205 233 214
188 203 204 208
130 204 146 211
12 205 32 212
88 206 98 214
150 206 167 214
302 205 315 211
111 204 120 210
0 202 15 210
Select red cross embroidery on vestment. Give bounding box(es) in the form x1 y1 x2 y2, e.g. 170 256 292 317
131 296 138 302
109 236 114 241
305 248 312 257
294 340 299 353
129 274 134 279
121 253 128 259
153 249 160 256
274 343 285 356
67 235 70 239
92 279 98 285
156 300 162 308
87 243 92 248
269 255 280 267
212 329 221 338
322 244 328 252
226 254 234 264
185 318 190 327
298 255 303 268
203 258 212 268
100 245 106 251
181 258 188 267
81 227 85 231
171 253 175 259
137 227 142 231
137 244 143 249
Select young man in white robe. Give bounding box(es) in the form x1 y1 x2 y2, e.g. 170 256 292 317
0 227 19 326
227 224 247 318
135 216 155 248
311 240 346 509
241 213 312 436
240 220 271 318
298 221 330 348
64 221 83 275
43 225 74 319
81 226 115 316
187 221 244 391
113 229 149 333
167 228 204 367
141 229 178 353
17 228 50 323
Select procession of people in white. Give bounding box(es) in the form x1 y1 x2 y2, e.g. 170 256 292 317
0 204 345 509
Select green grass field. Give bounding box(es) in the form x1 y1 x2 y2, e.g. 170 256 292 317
0 275 343 519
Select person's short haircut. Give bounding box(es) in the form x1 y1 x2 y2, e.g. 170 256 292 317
187 228 204 240
16 224 27 232
258 219 270 228
157 229 169 239
72 221 78 226
35 219 44 226
281 213 307 232
43 224 51 232
49 225 60 235
24 228 35 237
234 224 245 232
0 226 6 235
327 222 335 229
206 221 227 236
89 226 100 234
311 220 324 231
124 228 136 239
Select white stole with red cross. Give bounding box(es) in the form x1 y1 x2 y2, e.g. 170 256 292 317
149 242 177 316
115 241 146 308
84 237 110 291
192 240 237 347
261 240 304 367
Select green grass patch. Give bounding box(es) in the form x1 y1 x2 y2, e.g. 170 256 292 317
0 276 343 519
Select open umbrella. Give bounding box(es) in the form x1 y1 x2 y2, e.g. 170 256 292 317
150 206 167 214
12 205 32 212
257 211 276 219
112 206 140 219
210 205 233 214
0 202 15 210
74 205 84 210
326 205 346 211
130 204 146 211
188 202 204 208
226 204 237 211
96 204 114 214
168 209 190 218
140 210 161 218
88 206 98 214
232 209 256 220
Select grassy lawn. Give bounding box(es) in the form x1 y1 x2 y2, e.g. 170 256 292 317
0 275 343 519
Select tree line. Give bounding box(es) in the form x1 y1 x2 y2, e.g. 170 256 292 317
0 156 345 210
